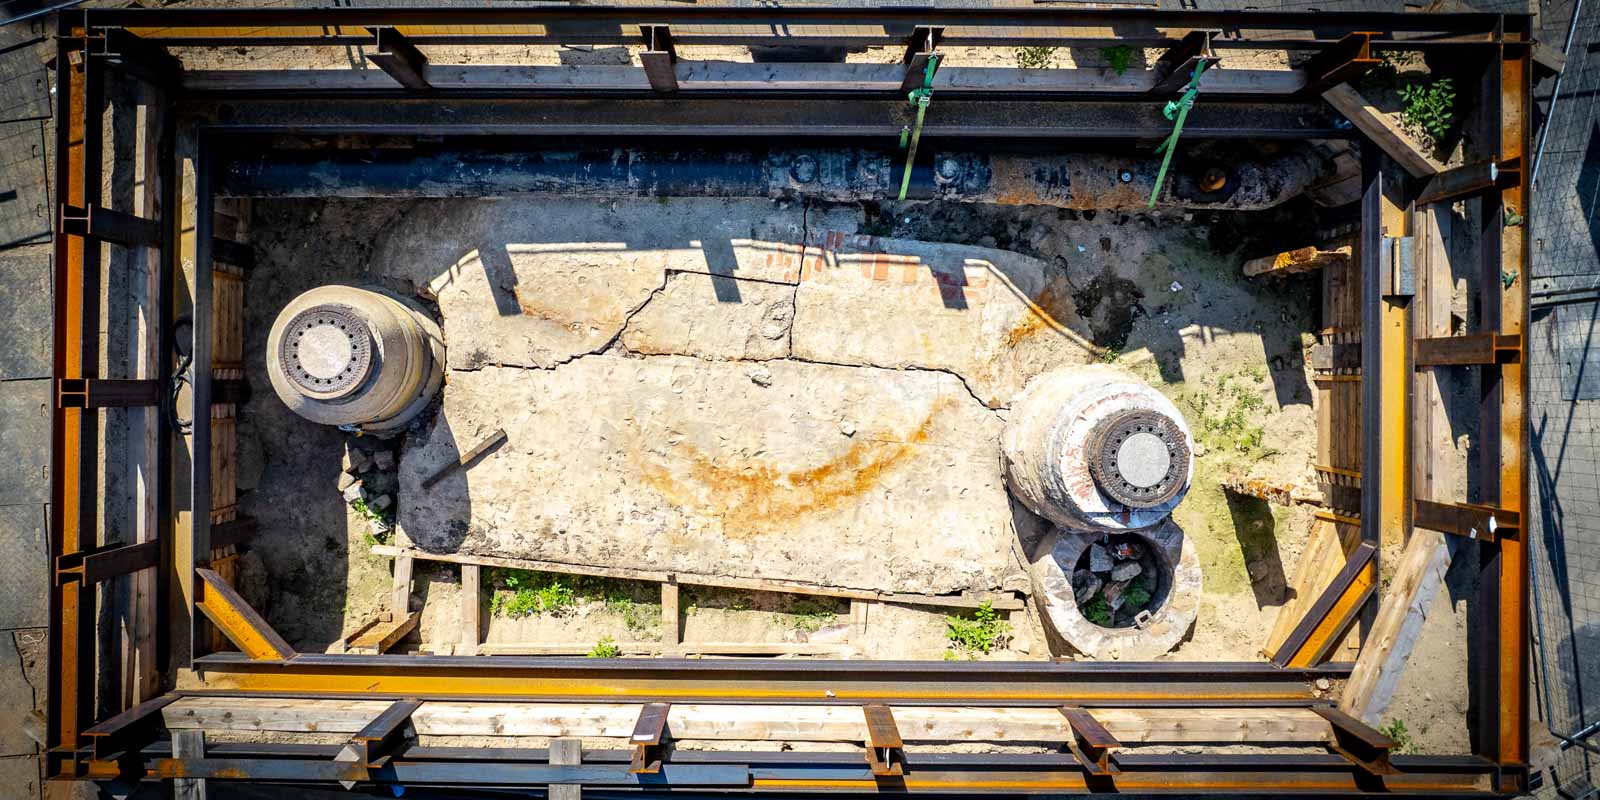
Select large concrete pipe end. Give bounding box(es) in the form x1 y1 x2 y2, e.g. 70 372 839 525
1002 365 1193 532
266 285 445 436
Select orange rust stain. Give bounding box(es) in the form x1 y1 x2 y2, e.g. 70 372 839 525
637 399 947 535
509 286 574 325
1001 276 1077 348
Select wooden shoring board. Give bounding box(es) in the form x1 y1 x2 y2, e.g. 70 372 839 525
161 697 1338 746
346 611 422 654
373 545 1023 612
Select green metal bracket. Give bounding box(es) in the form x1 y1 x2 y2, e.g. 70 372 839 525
897 54 942 202
1146 60 1209 209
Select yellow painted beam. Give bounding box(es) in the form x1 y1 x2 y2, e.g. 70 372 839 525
194 568 295 661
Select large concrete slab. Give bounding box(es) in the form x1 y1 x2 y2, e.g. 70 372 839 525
0 250 50 380
792 232 1098 408
0 632 40 758
398 356 1020 596
0 380 49 506
0 504 47 631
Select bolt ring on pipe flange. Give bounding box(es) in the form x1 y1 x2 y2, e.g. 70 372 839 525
1086 409 1191 509
278 304 375 399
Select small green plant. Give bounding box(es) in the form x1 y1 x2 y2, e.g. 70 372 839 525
1379 719 1415 754
605 592 659 634
945 600 1011 655
1080 593 1112 626
789 601 838 633
1101 45 1135 76
588 637 622 658
1099 346 1121 364
351 498 390 525
1398 78 1455 141
1015 45 1055 70
1123 584 1151 611
489 569 576 619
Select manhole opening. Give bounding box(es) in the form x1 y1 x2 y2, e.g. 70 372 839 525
1069 532 1173 629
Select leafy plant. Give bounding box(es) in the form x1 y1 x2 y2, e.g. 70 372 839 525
1099 346 1121 364
1399 78 1455 141
789 600 838 633
489 569 576 619
351 498 391 525
945 600 1011 655
1015 46 1055 70
1080 593 1112 626
1123 584 1151 611
1379 719 1415 754
606 592 659 634
588 637 622 658
1101 45 1135 76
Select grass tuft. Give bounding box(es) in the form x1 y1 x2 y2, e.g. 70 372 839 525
588 637 622 658
1014 46 1055 69
1101 45 1135 75
1379 719 1415 754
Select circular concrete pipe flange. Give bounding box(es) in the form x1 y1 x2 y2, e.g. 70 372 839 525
1002 365 1194 532
266 285 445 436
1029 521 1200 660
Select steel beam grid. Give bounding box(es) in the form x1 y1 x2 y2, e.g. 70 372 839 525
42 5 1534 796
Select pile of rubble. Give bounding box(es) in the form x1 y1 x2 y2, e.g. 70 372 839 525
1070 533 1163 629
336 439 399 539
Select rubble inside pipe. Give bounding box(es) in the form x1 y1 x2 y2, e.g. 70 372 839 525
1071 533 1165 629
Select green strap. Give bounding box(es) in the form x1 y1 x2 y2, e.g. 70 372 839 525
1147 60 1209 209
897 54 941 202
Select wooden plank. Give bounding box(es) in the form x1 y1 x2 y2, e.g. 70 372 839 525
475 642 853 657
172 730 206 800
1340 530 1451 725
550 737 582 800
460 563 480 656
346 611 421 654
660 579 680 656
162 698 1337 746
392 555 414 615
374 545 1022 611
1321 84 1444 178
1243 244 1352 277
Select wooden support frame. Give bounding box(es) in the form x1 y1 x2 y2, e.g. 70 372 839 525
367 26 430 90
193 568 295 660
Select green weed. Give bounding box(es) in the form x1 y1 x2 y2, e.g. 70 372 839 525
789 600 838 633
1099 346 1121 364
1101 45 1135 76
588 637 622 658
489 569 576 619
1080 593 1112 626
1379 719 1415 754
1123 584 1151 611
945 601 1011 655
605 592 660 634
1399 78 1455 140
1015 46 1055 69
351 498 391 525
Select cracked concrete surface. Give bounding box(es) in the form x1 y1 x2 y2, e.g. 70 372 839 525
375 197 1102 595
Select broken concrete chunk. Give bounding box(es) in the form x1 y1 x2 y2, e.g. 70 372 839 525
372 450 395 471
1102 580 1128 611
337 472 360 492
1110 561 1142 582
1087 543 1112 572
342 481 366 503
372 494 393 511
745 364 773 387
1071 570 1103 605
342 447 371 475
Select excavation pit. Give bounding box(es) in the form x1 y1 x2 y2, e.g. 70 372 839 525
1031 522 1201 660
